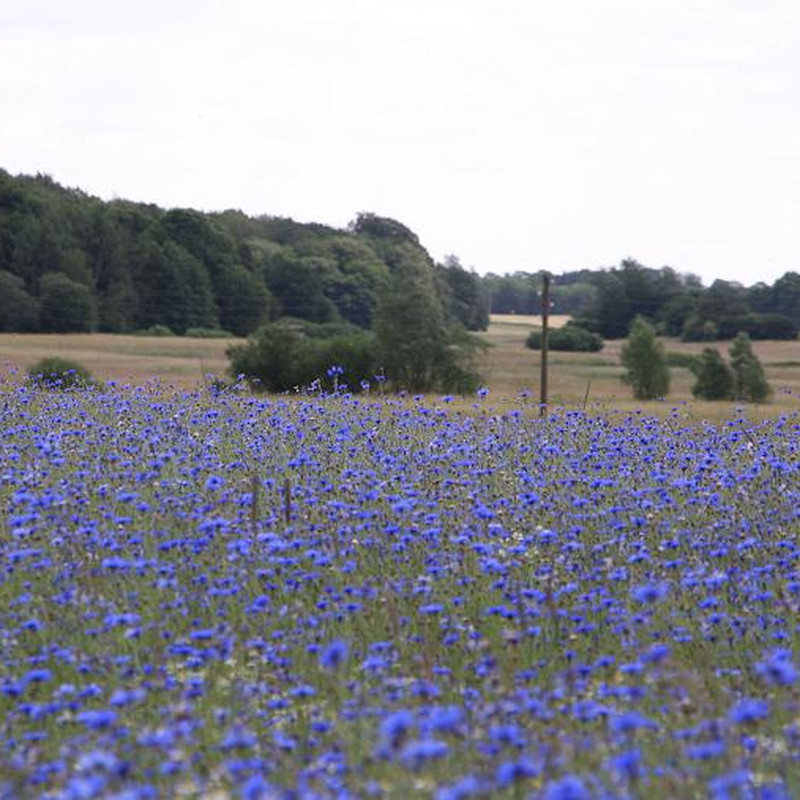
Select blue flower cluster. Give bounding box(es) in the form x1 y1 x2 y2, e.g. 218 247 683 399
1 383 800 797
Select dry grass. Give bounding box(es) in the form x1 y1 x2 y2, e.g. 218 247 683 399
1 323 799 420
0 333 240 388
490 313 571 328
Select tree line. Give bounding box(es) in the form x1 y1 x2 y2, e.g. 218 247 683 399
484 259 800 341
0 169 490 392
0 170 489 339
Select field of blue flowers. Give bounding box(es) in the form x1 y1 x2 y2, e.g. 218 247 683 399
2 383 800 799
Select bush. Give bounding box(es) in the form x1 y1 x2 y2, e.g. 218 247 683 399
228 322 379 393
620 316 670 399
134 324 175 337
665 352 699 369
185 327 234 339
690 348 735 400
27 357 97 390
526 322 604 352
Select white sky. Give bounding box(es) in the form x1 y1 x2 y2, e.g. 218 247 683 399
2 0 799 286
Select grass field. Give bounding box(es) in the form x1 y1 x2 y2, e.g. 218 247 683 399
0 319 798 419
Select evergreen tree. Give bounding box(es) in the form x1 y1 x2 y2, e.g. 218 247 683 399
729 332 771 402
620 316 670 399
690 347 735 400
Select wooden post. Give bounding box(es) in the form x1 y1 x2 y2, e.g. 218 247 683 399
540 271 550 416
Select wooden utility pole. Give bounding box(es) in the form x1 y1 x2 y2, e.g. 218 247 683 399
539 271 551 416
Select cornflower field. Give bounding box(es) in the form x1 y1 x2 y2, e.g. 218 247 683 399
2 383 800 799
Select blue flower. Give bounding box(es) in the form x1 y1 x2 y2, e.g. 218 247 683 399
436 775 482 800
76 709 117 730
379 710 415 750
543 775 590 800
729 698 769 725
319 639 350 671
631 582 668 604
756 650 798 686
400 738 449 768
496 759 538 788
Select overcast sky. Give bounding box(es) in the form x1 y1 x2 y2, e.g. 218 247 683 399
2 0 799 285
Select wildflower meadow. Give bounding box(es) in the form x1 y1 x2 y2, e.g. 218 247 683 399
2 382 800 798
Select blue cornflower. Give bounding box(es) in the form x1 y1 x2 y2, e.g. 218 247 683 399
220 727 257 750
426 705 463 734
496 759 538 787
609 710 657 735
729 698 769 725
543 775 590 800
319 639 350 671
400 738 449 768
379 710 415 749
686 740 726 760
709 770 750 800
607 748 642 781
204 474 225 491
631 582 668 604
76 709 118 730
756 650 798 686
436 775 482 800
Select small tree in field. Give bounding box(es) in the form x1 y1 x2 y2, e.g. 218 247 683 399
690 347 735 400
620 316 670 399
729 332 771 403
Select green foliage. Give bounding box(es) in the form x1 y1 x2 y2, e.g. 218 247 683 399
374 259 484 393
690 347 735 400
729 332 771 403
436 255 490 331
526 322 604 352
185 327 234 339
680 315 719 342
665 351 699 369
27 356 96 389
39 272 96 332
620 316 670 399
682 312 797 341
134 324 175 337
0 270 39 331
228 322 378 393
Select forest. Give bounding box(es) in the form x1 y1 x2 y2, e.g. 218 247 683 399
1 168 798 346
0 169 488 338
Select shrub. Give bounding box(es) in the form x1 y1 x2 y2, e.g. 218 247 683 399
185 327 235 339
665 352 699 369
228 322 379 393
135 324 175 337
27 357 97 390
620 316 670 399
690 348 735 400
526 322 604 352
